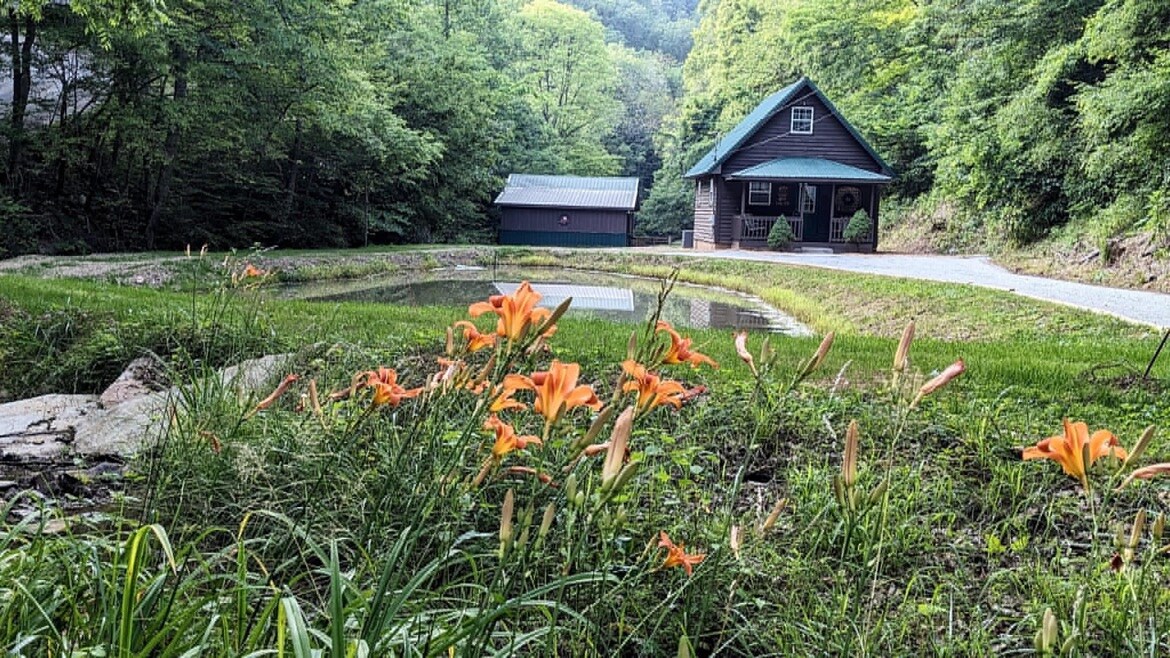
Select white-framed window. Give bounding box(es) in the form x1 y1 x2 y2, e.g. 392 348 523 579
800 185 816 215
791 106 814 134
747 181 771 206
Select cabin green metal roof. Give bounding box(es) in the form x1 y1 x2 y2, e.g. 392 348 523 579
726 157 893 183
495 174 639 210
684 77 893 179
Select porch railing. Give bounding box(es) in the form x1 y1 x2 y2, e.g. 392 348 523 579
830 216 871 243
830 217 847 242
740 215 803 242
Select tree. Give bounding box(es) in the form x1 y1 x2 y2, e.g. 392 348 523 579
510 0 621 175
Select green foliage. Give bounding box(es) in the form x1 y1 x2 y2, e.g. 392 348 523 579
0 0 691 253
767 216 795 249
0 193 37 258
843 209 871 243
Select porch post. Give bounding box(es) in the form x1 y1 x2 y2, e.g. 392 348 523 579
830 183 837 243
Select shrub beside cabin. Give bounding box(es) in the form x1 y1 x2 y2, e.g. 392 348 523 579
495 175 639 247
686 77 894 251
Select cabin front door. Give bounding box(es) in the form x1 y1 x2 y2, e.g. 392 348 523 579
798 183 832 243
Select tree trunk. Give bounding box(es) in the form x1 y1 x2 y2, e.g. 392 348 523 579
54 82 69 198
7 9 36 194
145 51 188 250
280 116 302 224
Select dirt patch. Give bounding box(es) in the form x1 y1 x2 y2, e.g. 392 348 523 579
999 233 1170 294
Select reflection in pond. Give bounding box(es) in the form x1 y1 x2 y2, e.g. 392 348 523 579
286 270 811 336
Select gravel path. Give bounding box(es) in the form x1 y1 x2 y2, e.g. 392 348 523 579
658 250 1170 328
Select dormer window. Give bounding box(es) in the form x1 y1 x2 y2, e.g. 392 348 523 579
791 106 814 134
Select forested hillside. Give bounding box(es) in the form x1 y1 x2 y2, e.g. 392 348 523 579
0 0 696 254
1 0 1167 255
641 0 1170 252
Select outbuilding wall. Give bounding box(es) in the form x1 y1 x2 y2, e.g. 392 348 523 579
499 206 631 247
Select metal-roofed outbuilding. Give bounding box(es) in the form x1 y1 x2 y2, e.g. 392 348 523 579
494 174 639 247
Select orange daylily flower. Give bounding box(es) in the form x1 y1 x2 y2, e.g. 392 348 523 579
489 383 527 413
453 320 497 353
621 360 686 415
468 281 555 342
1023 419 1129 488
658 531 706 577
242 263 266 278
505 360 602 425
362 367 423 407
655 321 718 369
485 414 542 459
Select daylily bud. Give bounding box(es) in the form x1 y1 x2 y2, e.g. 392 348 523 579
543 296 573 334
1118 511 1144 568
516 504 534 549
307 378 323 420
797 332 835 380
729 524 742 559
867 478 888 506
573 491 586 508
1124 425 1156 467
601 407 634 490
893 320 915 372
607 462 640 499
843 420 860 487
761 497 787 533
564 473 578 500
627 330 638 361
1117 462 1170 490
538 503 556 541
1152 513 1165 542
832 475 846 507
445 326 454 356
735 330 757 377
473 354 496 388
910 359 965 408
499 489 515 557
760 336 774 366
571 405 615 453
1037 608 1057 653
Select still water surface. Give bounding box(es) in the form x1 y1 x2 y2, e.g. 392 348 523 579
286 269 811 335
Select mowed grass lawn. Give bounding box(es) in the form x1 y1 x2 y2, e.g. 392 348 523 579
1 249 1168 656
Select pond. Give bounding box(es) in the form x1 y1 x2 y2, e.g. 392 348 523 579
281 268 811 335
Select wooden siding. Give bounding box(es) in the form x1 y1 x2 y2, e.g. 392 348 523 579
692 178 716 244
722 89 882 175
715 178 738 243
501 207 630 235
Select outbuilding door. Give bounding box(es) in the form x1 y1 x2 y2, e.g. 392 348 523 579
798 184 832 243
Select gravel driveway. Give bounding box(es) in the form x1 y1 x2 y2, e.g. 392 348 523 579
660 250 1170 328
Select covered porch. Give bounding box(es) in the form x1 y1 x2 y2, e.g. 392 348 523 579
724 157 891 251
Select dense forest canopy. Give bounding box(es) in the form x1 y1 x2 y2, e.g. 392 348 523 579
0 0 1167 254
0 0 697 253
640 0 1170 245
